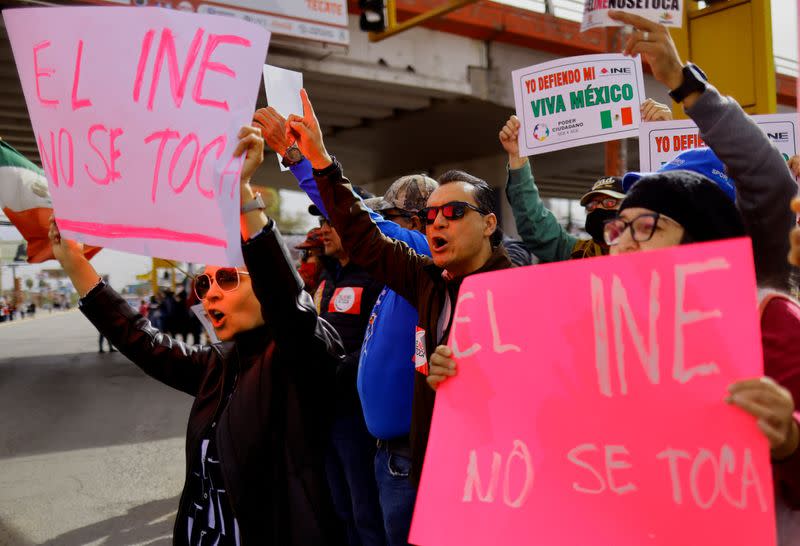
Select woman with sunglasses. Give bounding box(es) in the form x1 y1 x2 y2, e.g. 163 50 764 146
47 127 345 546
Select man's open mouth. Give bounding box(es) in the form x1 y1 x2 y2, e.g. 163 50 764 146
432 236 448 251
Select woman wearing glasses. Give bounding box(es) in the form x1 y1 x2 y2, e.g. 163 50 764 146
603 170 800 536
47 127 345 546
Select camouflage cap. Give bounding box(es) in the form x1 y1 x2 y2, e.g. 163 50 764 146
373 174 439 213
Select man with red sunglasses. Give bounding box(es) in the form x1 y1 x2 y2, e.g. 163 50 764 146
286 90 514 490
48 127 345 545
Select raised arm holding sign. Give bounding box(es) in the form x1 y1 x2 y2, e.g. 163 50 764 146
48 127 347 545
610 9 796 291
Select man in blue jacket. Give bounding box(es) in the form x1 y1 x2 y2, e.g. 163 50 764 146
254 106 434 546
357 176 436 545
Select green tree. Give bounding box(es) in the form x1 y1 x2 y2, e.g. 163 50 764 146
25 278 34 290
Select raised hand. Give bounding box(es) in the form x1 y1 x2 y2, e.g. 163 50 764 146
608 11 685 91
285 89 332 170
499 115 528 170
48 215 101 297
641 98 673 122
787 155 800 178
48 215 85 269
253 107 290 156
233 125 265 185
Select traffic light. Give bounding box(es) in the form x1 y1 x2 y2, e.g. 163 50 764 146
359 0 385 32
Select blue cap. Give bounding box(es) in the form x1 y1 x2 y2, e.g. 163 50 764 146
622 148 736 202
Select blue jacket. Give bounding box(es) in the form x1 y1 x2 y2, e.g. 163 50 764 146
291 159 430 439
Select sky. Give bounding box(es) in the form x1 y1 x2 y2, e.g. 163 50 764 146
1 2 797 292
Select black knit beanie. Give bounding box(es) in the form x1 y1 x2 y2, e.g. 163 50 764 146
620 170 745 243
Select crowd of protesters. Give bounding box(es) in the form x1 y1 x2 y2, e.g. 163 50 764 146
40 10 800 546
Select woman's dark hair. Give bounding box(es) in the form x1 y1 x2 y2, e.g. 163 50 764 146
437 170 503 247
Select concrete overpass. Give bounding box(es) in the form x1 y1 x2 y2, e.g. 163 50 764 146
0 0 797 233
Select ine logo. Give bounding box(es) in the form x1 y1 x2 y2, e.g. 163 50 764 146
533 123 550 142
767 132 789 143
600 67 631 76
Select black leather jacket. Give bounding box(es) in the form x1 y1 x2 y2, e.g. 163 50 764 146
80 222 345 545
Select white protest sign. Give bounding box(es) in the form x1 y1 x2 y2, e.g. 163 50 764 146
581 0 683 32
639 114 800 171
4 7 270 266
263 65 303 172
512 54 646 156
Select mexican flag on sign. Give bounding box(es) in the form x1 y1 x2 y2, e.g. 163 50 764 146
0 140 100 263
600 107 633 129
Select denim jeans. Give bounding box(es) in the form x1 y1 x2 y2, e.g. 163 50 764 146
374 443 418 546
326 413 386 546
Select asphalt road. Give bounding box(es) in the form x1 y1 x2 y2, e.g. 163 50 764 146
0 310 192 545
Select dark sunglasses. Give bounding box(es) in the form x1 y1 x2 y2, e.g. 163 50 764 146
194 268 251 300
418 201 488 224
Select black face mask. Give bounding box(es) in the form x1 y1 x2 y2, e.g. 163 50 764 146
584 208 617 244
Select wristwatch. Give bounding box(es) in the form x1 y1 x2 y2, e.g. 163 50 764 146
281 143 304 168
241 192 266 214
668 63 708 103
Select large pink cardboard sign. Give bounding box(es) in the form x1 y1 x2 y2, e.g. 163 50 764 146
410 239 776 546
3 7 269 265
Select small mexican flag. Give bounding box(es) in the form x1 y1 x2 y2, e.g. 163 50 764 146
600 107 633 129
0 140 100 263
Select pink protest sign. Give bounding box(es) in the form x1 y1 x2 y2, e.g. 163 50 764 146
3 7 269 265
410 238 776 546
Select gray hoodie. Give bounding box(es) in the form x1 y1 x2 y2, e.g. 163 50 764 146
686 85 797 290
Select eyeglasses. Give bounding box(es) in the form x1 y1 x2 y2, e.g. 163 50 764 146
585 197 620 212
418 201 488 224
603 213 670 246
194 268 251 300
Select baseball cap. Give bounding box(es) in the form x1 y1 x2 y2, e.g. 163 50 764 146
622 148 736 202
367 174 438 213
294 228 323 249
579 176 625 206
